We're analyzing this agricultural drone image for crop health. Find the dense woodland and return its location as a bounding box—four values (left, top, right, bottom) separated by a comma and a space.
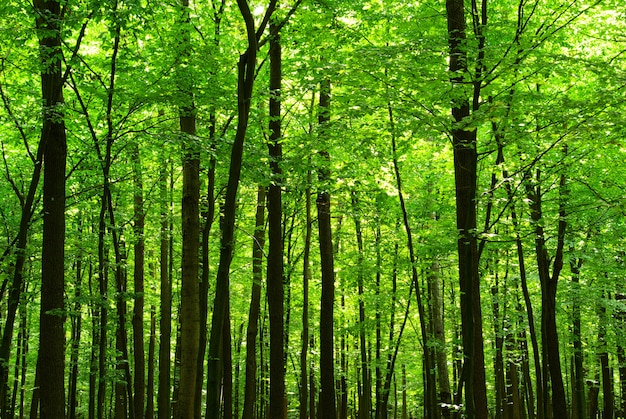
0, 0, 625, 418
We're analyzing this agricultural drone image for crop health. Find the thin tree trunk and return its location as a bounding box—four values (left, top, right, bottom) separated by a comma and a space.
317, 78, 337, 419
430, 252, 452, 418
242, 187, 266, 419
158, 158, 172, 419
388, 97, 435, 418
375, 224, 383, 419
68, 249, 83, 419
351, 192, 372, 419
131, 142, 146, 419
114, 247, 131, 419
599, 292, 614, 419
146, 306, 156, 419
34, 0, 67, 414
570, 257, 585, 419
300, 174, 312, 419
524, 166, 568, 418
206, 1, 259, 414
222, 305, 233, 419
492, 267, 505, 419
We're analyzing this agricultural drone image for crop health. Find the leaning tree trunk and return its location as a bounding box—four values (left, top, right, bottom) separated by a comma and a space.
206, 0, 259, 415
34, 0, 67, 415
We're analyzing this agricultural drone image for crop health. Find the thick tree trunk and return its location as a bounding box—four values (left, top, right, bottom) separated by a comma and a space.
34, 0, 67, 415
445, 1, 488, 415
267, 22, 286, 419
176, 0, 200, 416
177, 109, 200, 419
317, 78, 338, 419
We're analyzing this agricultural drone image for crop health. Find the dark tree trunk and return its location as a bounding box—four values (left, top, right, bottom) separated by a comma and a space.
317, 78, 337, 419
222, 306, 233, 419
34, 0, 67, 415
389, 98, 435, 418
206, 2, 260, 414
445, 0, 488, 415
146, 306, 156, 419
598, 293, 614, 419
570, 257, 585, 419
158, 159, 172, 419
176, 0, 200, 417
242, 187, 266, 419
68, 239, 83, 419
114, 247, 132, 419
131, 143, 145, 419
524, 168, 568, 418
300, 174, 312, 419
351, 192, 372, 419
267, 21, 286, 419
196, 4, 223, 415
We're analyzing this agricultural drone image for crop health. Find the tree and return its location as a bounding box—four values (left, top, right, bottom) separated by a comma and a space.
267, 20, 286, 419
34, 0, 67, 416
316, 77, 337, 419
176, 0, 201, 417
444, 0, 488, 416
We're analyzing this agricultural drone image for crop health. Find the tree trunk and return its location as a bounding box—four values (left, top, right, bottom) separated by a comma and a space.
242, 187, 266, 419
445, 0, 489, 414
388, 97, 435, 418
267, 21, 286, 419
351, 192, 372, 419
68, 239, 83, 419
158, 158, 172, 419
598, 292, 614, 419
524, 167, 568, 418
206, 1, 259, 414
131, 142, 145, 419
176, 0, 200, 417
430, 255, 452, 418
34, 0, 67, 415
146, 306, 156, 419
300, 174, 312, 419
196, 4, 223, 413
570, 257, 585, 419
114, 247, 132, 419
317, 78, 338, 419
